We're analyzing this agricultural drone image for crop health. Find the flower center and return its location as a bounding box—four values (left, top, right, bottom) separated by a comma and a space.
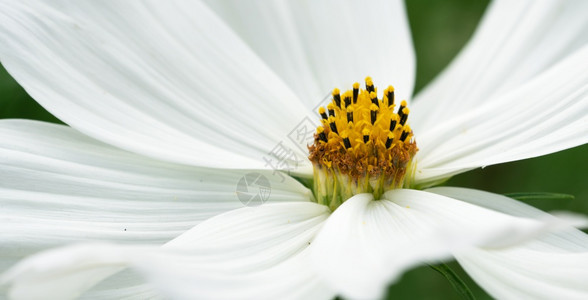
308, 77, 418, 210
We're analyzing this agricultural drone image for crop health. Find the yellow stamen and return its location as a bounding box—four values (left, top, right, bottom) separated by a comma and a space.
385, 85, 395, 106
362, 128, 371, 143
317, 126, 327, 143
308, 77, 418, 209
346, 106, 354, 123
332, 88, 341, 108
318, 106, 328, 120
385, 132, 394, 149
370, 103, 379, 125
365, 76, 375, 93
352, 82, 360, 103
369, 91, 379, 106
400, 107, 410, 125
327, 116, 338, 134
343, 90, 352, 108
327, 103, 335, 117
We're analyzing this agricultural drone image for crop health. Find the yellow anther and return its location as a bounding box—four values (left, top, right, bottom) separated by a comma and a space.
399, 108, 410, 125
370, 91, 378, 102
397, 100, 407, 116
385, 85, 395, 106
385, 132, 395, 149
389, 114, 399, 131
316, 125, 327, 143
327, 102, 335, 115
400, 125, 412, 142
328, 116, 338, 134
370, 103, 379, 125
346, 106, 354, 122
362, 128, 371, 143
343, 90, 352, 107
332, 88, 342, 107
352, 82, 360, 103
340, 130, 352, 149
318, 106, 328, 120
365, 77, 375, 93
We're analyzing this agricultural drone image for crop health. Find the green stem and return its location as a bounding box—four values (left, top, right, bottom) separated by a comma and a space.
429, 263, 475, 300
504, 192, 574, 201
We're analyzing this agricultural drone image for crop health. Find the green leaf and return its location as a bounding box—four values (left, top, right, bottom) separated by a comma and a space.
504, 192, 575, 201
429, 263, 475, 300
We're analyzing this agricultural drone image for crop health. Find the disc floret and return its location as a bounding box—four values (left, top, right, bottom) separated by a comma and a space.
308, 77, 418, 211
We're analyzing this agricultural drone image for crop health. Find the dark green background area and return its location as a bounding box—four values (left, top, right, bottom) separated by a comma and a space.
1, 1, 586, 299
407, 0, 588, 216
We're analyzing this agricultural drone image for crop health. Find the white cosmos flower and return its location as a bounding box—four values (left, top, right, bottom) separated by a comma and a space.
1, 0, 588, 299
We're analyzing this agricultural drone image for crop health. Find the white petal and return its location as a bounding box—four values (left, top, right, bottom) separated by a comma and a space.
204, 0, 416, 108
459, 248, 588, 300
429, 187, 588, 299
1, 202, 334, 300
82, 276, 158, 300
412, 0, 588, 131
0, 0, 310, 169
414, 44, 588, 186
0, 120, 310, 273
310, 189, 573, 300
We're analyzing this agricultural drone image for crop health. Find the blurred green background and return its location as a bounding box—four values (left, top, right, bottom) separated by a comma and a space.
0, 0, 586, 299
